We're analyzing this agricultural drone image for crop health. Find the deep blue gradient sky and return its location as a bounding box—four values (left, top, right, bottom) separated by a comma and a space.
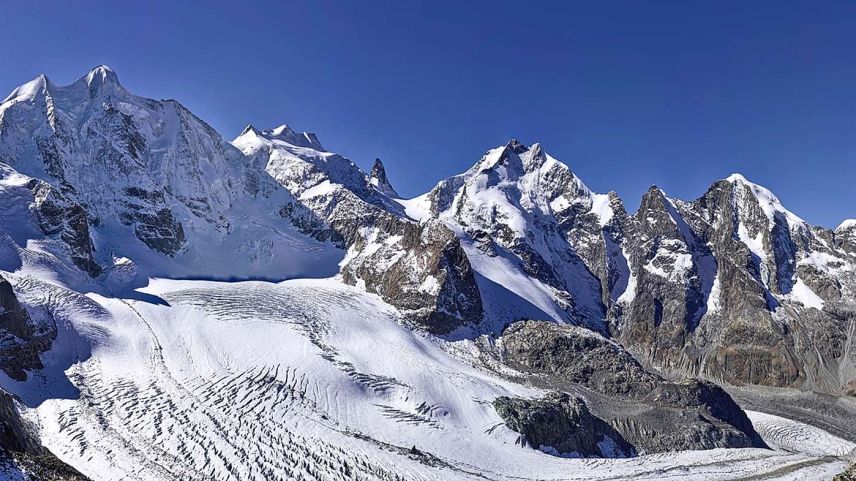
2, 1, 854, 226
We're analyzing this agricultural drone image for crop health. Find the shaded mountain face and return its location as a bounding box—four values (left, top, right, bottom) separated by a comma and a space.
0, 388, 90, 480
0, 275, 54, 381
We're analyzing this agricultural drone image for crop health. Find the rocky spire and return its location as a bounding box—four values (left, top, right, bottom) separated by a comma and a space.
369, 158, 399, 197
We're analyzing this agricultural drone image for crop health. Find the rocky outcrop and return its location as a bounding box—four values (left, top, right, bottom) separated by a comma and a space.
119, 187, 185, 255
0, 275, 54, 381
493, 391, 633, 457
0, 276, 31, 341
0, 389, 89, 480
493, 320, 766, 454
342, 219, 482, 333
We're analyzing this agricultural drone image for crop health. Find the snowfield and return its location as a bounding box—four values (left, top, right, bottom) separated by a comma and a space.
0, 274, 852, 481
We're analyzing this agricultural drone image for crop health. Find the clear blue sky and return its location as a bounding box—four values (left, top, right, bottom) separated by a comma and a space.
2, 0, 854, 227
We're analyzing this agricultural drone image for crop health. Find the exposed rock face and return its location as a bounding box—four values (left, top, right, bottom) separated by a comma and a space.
341, 219, 482, 333
836, 220, 856, 253
0, 276, 31, 340
614, 185, 714, 365
493, 320, 766, 454
0, 275, 54, 381
233, 126, 483, 333
0, 389, 90, 480
27, 179, 102, 276
493, 391, 633, 457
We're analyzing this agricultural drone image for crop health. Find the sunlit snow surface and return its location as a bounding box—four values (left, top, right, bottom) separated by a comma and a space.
0, 275, 851, 481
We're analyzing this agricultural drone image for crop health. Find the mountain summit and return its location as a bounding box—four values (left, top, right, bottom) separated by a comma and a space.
369, 158, 399, 197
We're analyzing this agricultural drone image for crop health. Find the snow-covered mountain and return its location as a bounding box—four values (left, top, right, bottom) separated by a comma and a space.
0, 67, 854, 481
0, 66, 342, 285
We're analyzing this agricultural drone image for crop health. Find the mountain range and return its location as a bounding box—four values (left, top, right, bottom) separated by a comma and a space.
0, 66, 854, 480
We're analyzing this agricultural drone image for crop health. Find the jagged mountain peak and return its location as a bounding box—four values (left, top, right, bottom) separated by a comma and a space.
71, 64, 125, 99
269, 123, 295, 137
640, 184, 671, 205
724, 172, 750, 184
234, 122, 324, 151
474, 139, 554, 177
265, 124, 323, 150
239, 124, 261, 136
369, 158, 399, 197
233, 121, 410, 219
2, 65, 125, 111
645, 184, 666, 195
637, 185, 676, 220
506, 138, 528, 154
474, 140, 566, 183
721, 172, 805, 229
